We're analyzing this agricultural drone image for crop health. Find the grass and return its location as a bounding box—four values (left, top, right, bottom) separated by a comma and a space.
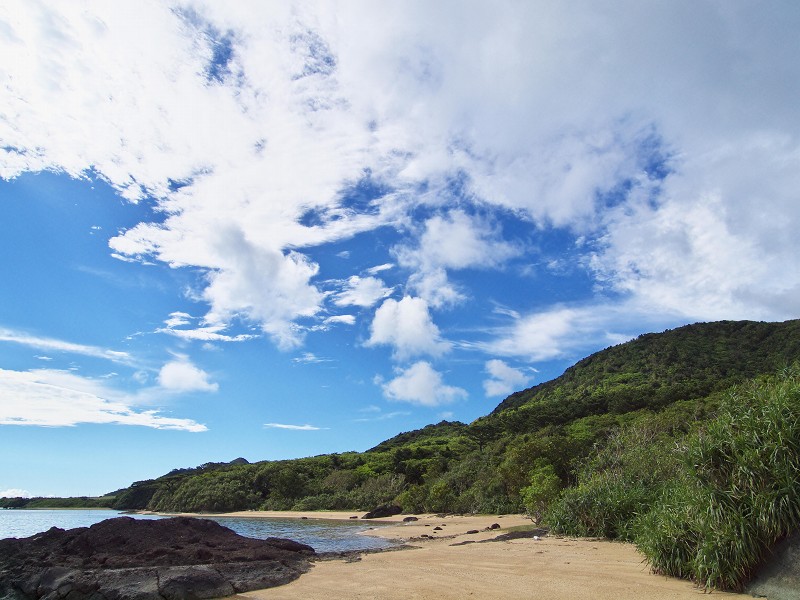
635, 368, 800, 590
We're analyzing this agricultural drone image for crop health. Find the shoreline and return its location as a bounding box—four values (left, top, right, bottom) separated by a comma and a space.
143, 511, 750, 599
139, 510, 534, 539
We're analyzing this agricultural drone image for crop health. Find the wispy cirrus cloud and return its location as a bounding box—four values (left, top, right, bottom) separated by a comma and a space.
0, 368, 207, 431
292, 352, 333, 365
0, 328, 133, 365
264, 422, 328, 431
158, 312, 256, 343
354, 409, 410, 423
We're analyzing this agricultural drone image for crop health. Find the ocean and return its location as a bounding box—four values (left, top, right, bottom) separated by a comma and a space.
0, 509, 396, 553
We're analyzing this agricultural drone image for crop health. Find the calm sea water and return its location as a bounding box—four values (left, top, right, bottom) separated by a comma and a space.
0, 509, 395, 553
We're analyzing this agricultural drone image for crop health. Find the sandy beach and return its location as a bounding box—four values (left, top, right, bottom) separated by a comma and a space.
165, 511, 750, 600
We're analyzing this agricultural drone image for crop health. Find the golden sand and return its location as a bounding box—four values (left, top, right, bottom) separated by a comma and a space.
182, 511, 751, 600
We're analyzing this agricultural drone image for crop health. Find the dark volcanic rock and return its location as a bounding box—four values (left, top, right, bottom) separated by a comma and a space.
0, 516, 314, 600
362, 504, 402, 519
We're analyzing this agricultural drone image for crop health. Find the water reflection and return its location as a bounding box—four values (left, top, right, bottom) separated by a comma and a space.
0, 509, 395, 553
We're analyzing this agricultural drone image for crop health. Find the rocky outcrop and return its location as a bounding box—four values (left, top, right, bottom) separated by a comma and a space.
746, 530, 800, 600
0, 516, 314, 600
362, 504, 402, 519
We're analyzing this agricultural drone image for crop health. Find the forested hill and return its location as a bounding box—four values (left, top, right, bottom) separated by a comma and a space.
6, 319, 798, 519
485, 319, 800, 432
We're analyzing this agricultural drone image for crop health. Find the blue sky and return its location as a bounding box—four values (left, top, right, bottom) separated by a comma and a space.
1, 1, 798, 497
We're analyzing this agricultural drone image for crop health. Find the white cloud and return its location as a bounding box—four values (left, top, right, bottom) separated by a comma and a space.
353, 405, 410, 422
0, 368, 207, 431
264, 422, 327, 431
158, 312, 256, 343
367, 297, 450, 360
332, 275, 393, 308
476, 305, 638, 362
194, 237, 325, 350
591, 161, 800, 322
1, 0, 798, 359
0, 488, 31, 498
157, 358, 218, 393
366, 263, 394, 275
381, 361, 467, 407
323, 315, 356, 326
394, 210, 518, 307
483, 359, 532, 398
0, 328, 132, 364
403, 210, 518, 270
292, 352, 333, 364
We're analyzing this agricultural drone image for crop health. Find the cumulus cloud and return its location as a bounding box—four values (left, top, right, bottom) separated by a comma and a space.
483, 359, 532, 398
157, 357, 218, 393
367, 297, 450, 360
332, 275, 393, 308
0, 368, 207, 431
380, 361, 467, 407
591, 158, 800, 322
394, 210, 518, 307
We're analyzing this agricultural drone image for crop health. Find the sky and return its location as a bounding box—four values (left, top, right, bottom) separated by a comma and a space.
1, 1, 798, 498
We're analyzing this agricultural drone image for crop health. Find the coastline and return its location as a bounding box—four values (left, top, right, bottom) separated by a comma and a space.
145, 511, 750, 599
140, 510, 534, 538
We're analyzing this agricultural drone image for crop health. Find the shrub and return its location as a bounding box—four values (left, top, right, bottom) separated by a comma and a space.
545, 418, 682, 540
520, 460, 561, 522
635, 368, 800, 590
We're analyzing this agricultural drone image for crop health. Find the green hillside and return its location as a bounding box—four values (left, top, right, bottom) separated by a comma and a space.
95, 319, 798, 519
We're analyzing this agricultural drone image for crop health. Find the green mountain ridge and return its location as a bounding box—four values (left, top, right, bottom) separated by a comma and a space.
5, 319, 798, 514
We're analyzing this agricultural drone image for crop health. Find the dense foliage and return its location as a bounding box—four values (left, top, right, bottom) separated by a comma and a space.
0, 496, 115, 509
6, 319, 799, 591
92, 320, 797, 520
546, 368, 800, 591
637, 369, 800, 590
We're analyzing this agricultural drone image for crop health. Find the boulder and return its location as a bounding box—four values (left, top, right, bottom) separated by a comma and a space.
746, 530, 800, 600
362, 504, 402, 519
402, 516, 419, 522
0, 516, 314, 600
